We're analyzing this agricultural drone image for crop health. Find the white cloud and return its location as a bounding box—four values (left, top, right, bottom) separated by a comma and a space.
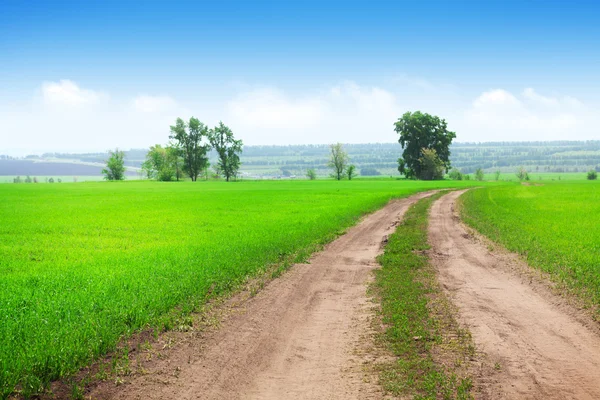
226, 82, 403, 144
132, 95, 178, 113
461, 88, 595, 142
41, 80, 106, 107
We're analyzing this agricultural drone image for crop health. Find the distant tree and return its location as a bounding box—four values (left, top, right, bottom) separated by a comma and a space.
418, 148, 445, 180
448, 168, 463, 180
328, 143, 349, 180
475, 168, 485, 181
346, 164, 357, 180
57, 178, 62, 183
516, 166, 529, 181
306, 169, 317, 180
73, 176, 78, 183
494, 170, 501, 181
209, 121, 243, 182
48, 177, 55, 183
587, 170, 598, 180
142, 144, 178, 181
13, 176, 22, 183
33, 177, 38, 183
102, 149, 126, 181
166, 143, 185, 181
394, 111, 456, 180
24, 175, 32, 183
169, 117, 211, 182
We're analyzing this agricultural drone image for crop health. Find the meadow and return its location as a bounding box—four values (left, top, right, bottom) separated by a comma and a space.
0, 179, 493, 398
460, 181, 600, 313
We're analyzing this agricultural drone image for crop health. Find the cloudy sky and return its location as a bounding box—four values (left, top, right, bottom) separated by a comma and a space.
1, 0, 599, 155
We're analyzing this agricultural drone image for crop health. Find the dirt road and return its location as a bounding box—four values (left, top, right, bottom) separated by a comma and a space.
88, 191, 436, 400
429, 190, 600, 399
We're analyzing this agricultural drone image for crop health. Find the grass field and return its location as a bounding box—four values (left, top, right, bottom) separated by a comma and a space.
460, 181, 600, 313
0, 179, 499, 398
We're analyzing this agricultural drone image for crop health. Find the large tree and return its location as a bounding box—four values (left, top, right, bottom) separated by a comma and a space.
394, 111, 456, 180
328, 142, 349, 180
169, 117, 211, 181
208, 121, 243, 182
102, 149, 126, 181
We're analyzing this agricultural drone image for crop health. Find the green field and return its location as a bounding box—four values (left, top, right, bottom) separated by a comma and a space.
0, 179, 497, 397
460, 181, 600, 312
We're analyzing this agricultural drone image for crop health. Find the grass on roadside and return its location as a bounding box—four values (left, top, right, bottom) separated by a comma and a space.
373, 192, 474, 400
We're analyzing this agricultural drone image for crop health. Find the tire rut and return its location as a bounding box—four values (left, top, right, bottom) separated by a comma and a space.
429, 190, 600, 399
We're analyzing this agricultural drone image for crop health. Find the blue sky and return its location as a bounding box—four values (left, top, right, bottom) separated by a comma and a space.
1, 0, 599, 154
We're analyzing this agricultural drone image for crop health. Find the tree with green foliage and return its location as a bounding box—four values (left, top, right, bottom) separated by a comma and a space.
494, 170, 501, 181
306, 169, 317, 180
102, 149, 126, 181
346, 164, 357, 180
448, 168, 463, 180
418, 148, 445, 180
328, 143, 349, 180
394, 111, 456, 180
169, 117, 211, 182
142, 144, 178, 181
588, 170, 598, 180
516, 166, 529, 181
209, 122, 243, 182
475, 168, 485, 181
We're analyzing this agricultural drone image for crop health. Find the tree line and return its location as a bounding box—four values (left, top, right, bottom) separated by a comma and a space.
102, 118, 243, 181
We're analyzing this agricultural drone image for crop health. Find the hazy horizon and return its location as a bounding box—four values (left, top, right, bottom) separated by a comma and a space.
2, 1, 599, 156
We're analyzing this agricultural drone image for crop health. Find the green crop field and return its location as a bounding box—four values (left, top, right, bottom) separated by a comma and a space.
0, 179, 498, 398
460, 181, 600, 313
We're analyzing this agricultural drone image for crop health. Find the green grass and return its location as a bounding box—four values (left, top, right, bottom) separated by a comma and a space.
0, 179, 500, 398
374, 192, 473, 400
460, 181, 600, 314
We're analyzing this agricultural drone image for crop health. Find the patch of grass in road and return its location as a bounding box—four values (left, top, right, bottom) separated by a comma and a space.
374, 192, 474, 399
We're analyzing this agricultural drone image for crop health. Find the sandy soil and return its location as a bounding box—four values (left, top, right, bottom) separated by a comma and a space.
429, 190, 600, 399
87, 191, 436, 400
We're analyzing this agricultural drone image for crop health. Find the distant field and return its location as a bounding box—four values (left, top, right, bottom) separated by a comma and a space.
0, 179, 500, 397
0, 175, 106, 183
460, 181, 600, 311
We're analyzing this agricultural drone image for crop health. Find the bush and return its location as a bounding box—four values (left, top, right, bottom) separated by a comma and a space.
588, 170, 598, 180
475, 168, 484, 181
306, 169, 317, 180
448, 168, 463, 181
516, 166, 529, 181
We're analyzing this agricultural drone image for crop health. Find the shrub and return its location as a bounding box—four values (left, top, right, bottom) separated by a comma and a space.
588, 170, 598, 180
306, 169, 317, 180
475, 168, 484, 181
448, 168, 463, 181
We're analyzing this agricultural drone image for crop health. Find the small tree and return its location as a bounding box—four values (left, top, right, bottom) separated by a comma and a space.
170, 117, 211, 182
494, 170, 501, 181
448, 168, 463, 180
328, 143, 349, 180
208, 121, 243, 182
346, 165, 357, 180
306, 169, 317, 180
102, 149, 126, 181
418, 148, 444, 180
48, 177, 55, 183
475, 168, 485, 181
13, 176, 22, 183
516, 166, 529, 181
142, 144, 177, 181
587, 170, 598, 180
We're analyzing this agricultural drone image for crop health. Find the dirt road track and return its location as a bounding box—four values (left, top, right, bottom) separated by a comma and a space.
89, 191, 436, 400
429, 190, 600, 399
